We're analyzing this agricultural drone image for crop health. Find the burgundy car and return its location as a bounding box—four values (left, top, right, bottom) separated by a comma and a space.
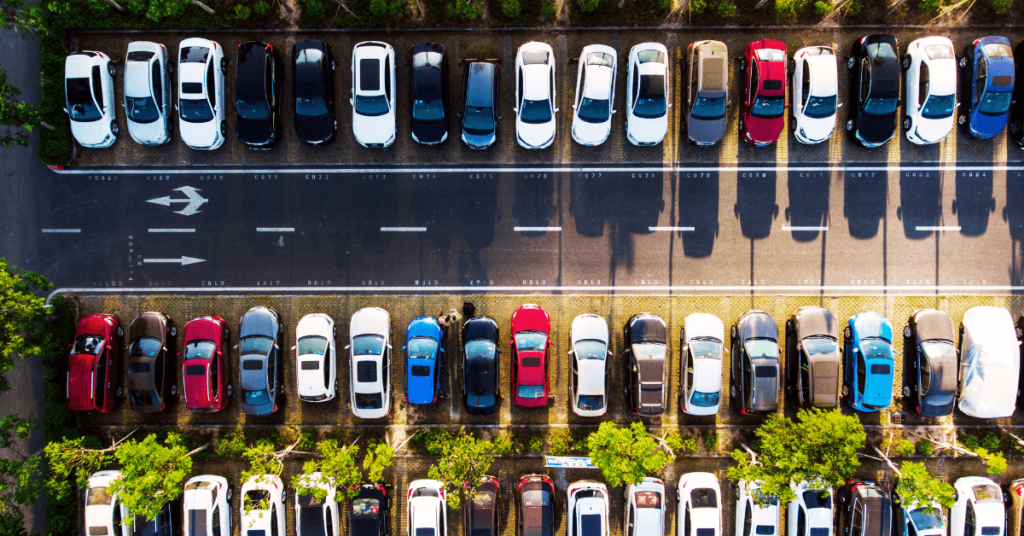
517, 474, 555, 536
510, 304, 551, 407
182, 316, 232, 412
740, 39, 787, 147
67, 314, 122, 413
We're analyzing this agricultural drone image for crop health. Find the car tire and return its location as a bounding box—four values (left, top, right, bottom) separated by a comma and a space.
170, 384, 178, 396
220, 58, 227, 73
116, 386, 124, 398
959, 56, 968, 69
901, 57, 910, 71
843, 326, 852, 339
902, 386, 911, 397
952, 491, 958, 501
227, 383, 234, 398
108, 63, 116, 77
116, 325, 124, 338
281, 489, 287, 502
847, 57, 855, 70
227, 487, 233, 500
903, 326, 912, 339
111, 121, 119, 136
220, 122, 226, 136
842, 385, 849, 397
903, 117, 911, 131
730, 325, 738, 340
1017, 326, 1023, 340
846, 119, 854, 132
1011, 122, 1023, 135
170, 326, 178, 338
738, 117, 745, 133
739, 59, 746, 72
958, 114, 966, 125
168, 63, 175, 75
730, 385, 737, 398
223, 326, 229, 338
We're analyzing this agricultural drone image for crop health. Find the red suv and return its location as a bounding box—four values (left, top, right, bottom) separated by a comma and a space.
510, 304, 551, 407
182, 316, 232, 412
740, 39, 787, 146
67, 314, 122, 413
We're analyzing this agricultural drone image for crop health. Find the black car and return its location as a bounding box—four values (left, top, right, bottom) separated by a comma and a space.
237, 306, 283, 416
623, 313, 667, 416
904, 309, 958, 417
785, 306, 841, 409
461, 61, 501, 150
837, 480, 892, 536
132, 500, 177, 536
846, 34, 900, 148
730, 310, 780, 415
350, 484, 390, 536
462, 315, 500, 415
464, 476, 500, 536
409, 43, 449, 145
293, 39, 336, 146
517, 474, 555, 536
1010, 41, 1024, 146
235, 41, 280, 148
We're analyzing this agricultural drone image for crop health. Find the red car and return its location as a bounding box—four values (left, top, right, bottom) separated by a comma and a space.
67, 314, 122, 413
510, 304, 551, 407
739, 39, 787, 147
182, 316, 232, 412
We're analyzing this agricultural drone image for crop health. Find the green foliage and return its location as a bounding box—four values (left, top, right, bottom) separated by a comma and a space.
663, 432, 684, 454
241, 440, 285, 484
992, 0, 1011, 13
703, 433, 718, 452
294, 439, 362, 502
142, 0, 190, 22
370, 0, 387, 17
527, 435, 544, 453
916, 440, 935, 457
813, 0, 832, 14
234, 3, 251, 19
549, 429, 573, 456
447, 0, 483, 18
216, 429, 247, 458
254, 0, 272, 16
0, 259, 51, 392
0, 68, 41, 147
690, 0, 708, 13
974, 448, 1007, 475
389, 0, 410, 18
587, 422, 675, 487
1, 0, 46, 35
679, 436, 698, 454
110, 433, 201, 521
895, 462, 954, 510
727, 409, 866, 505
0, 414, 42, 534
425, 427, 499, 509
541, 0, 558, 19
917, 0, 948, 15
962, 431, 1002, 453
298, 0, 327, 20
716, 0, 736, 16
491, 434, 513, 456
363, 440, 394, 483
501, 0, 521, 18
774, 0, 802, 22
577, 0, 600, 12
651, 0, 671, 12
44, 436, 114, 503
893, 439, 916, 457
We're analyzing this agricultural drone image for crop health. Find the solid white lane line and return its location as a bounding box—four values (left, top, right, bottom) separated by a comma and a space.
256, 227, 295, 232
649, 226, 695, 231
515, 226, 562, 232
915, 226, 962, 231
783, 226, 829, 231
149, 228, 195, 233
380, 227, 427, 232
41, 228, 81, 233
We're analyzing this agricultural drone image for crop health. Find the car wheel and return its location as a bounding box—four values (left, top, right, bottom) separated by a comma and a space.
901, 57, 910, 71
223, 327, 229, 338
227, 383, 234, 398
115, 325, 124, 338
168, 63, 175, 75
846, 119, 854, 132
843, 326, 852, 339
170, 326, 178, 338
958, 114, 967, 125
108, 63, 116, 77
116, 386, 124, 398
110, 121, 119, 136
952, 491, 958, 501
786, 319, 793, 332
1016, 326, 1023, 340
220, 58, 227, 73
959, 56, 968, 69
902, 386, 911, 397
735, 486, 742, 500
730, 325, 738, 339
730, 385, 737, 398
227, 487, 233, 500
220, 122, 226, 136
738, 117, 745, 133
903, 326, 912, 339
847, 57, 855, 70
170, 384, 178, 396
739, 59, 746, 72
903, 117, 911, 131
1012, 122, 1024, 135
281, 489, 287, 502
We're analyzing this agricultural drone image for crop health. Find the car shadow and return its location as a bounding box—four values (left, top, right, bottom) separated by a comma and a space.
677, 169, 720, 258
513, 171, 556, 238
843, 168, 887, 239
734, 168, 779, 240
897, 168, 942, 239
953, 170, 996, 237
785, 169, 830, 242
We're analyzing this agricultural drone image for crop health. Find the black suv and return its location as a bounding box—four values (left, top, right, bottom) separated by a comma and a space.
837, 480, 892, 536
293, 39, 336, 146
235, 41, 280, 148
460, 61, 501, 149
409, 43, 449, 145
846, 34, 900, 148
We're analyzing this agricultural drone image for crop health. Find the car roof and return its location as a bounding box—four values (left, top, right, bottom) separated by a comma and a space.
522, 64, 551, 101
576, 359, 605, 395
805, 53, 838, 97
125, 55, 155, 99
466, 62, 497, 108
698, 45, 727, 94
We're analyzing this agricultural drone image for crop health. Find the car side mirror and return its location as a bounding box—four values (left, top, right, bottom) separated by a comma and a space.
571, 104, 577, 109
612, 109, 617, 114
568, 349, 574, 355
497, 115, 503, 120
439, 348, 445, 353
837, 102, 844, 108
456, 112, 462, 118
508, 340, 513, 345
233, 345, 238, 350
63, 107, 68, 114
344, 344, 351, 350
401, 346, 406, 351
555, 107, 560, 112
349, 98, 354, 105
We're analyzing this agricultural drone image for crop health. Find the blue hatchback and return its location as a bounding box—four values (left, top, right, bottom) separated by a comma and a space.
404, 316, 444, 405
960, 36, 1014, 139
842, 312, 895, 412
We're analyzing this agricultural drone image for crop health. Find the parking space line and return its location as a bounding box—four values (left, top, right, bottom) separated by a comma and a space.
148, 228, 196, 233
782, 226, 828, 231
380, 227, 427, 232
649, 226, 695, 231
915, 226, 961, 232
41, 228, 81, 233
514, 226, 562, 232
256, 227, 295, 232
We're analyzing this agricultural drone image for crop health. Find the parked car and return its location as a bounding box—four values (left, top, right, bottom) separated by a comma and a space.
407, 480, 447, 536
183, 475, 232, 536
293, 39, 336, 146
626, 42, 670, 146
241, 475, 285, 535
86, 471, 130, 536
65, 50, 117, 148
846, 35, 900, 148
1007, 478, 1024, 536
624, 478, 665, 536
133, 499, 177, 536
892, 492, 945, 536
791, 46, 839, 144
127, 311, 175, 413
405, 316, 444, 405
739, 39, 787, 147
785, 306, 841, 409
1009, 41, 1024, 146
735, 481, 778, 536
515, 42, 557, 149
511, 304, 551, 407
903, 309, 957, 416
836, 480, 891, 536
679, 313, 724, 416
234, 41, 279, 149
68, 313, 122, 413
683, 40, 728, 147
294, 473, 339, 536
295, 313, 336, 403
950, 478, 1003, 536
624, 313, 668, 416
958, 306, 1019, 418
351, 484, 389, 536
464, 477, 500, 536
842, 312, 895, 412
903, 36, 956, 145
351, 41, 396, 148
571, 45, 617, 146
124, 41, 171, 146
787, 481, 833, 536
461, 315, 500, 415
569, 314, 610, 417
729, 310, 779, 415
349, 307, 393, 419
238, 306, 283, 416
960, 36, 1014, 139
677, 473, 723, 536
460, 61, 501, 150
518, 475, 556, 536
177, 38, 226, 150
182, 316, 231, 413
409, 43, 448, 145
568, 481, 609, 536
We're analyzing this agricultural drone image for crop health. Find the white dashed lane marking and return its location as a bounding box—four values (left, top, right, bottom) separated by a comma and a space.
256, 227, 295, 232
915, 226, 962, 232
515, 227, 562, 232
649, 226, 695, 232
380, 227, 427, 232
148, 228, 196, 233
41, 228, 81, 233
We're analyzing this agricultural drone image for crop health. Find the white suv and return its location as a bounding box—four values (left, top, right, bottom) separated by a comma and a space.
241, 475, 286, 535
85, 471, 130, 536
183, 475, 232, 536
624, 478, 665, 536
677, 473, 722, 536
515, 42, 557, 149
735, 481, 778, 536
787, 481, 833, 536
295, 473, 340, 536
177, 38, 225, 150
903, 36, 957, 145
569, 481, 609, 536
407, 480, 447, 536
64, 50, 117, 148
124, 41, 171, 146
349, 307, 392, 419
351, 41, 396, 148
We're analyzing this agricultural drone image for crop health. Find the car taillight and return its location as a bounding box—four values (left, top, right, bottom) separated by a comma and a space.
974, 39, 981, 46
237, 44, 240, 50
266, 44, 273, 53
1016, 486, 1023, 497
376, 485, 386, 494
851, 483, 862, 493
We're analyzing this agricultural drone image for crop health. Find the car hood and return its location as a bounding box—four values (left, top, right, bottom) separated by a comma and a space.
80, 315, 113, 334
687, 114, 726, 145
795, 308, 838, 340
513, 307, 550, 332
913, 114, 953, 144
685, 313, 724, 342
572, 115, 611, 145
855, 111, 896, 144
353, 111, 395, 145
797, 114, 836, 143
746, 114, 783, 144
183, 359, 212, 408
464, 316, 498, 342
571, 315, 608, 345
70, 120, 111, 146
130, 313, 165, 341
68, 353, 96, 409
692, 357, 723, 393
628, 114, 668, 144
241, 308, 277, 338
971, 105, 1009, 136
412, 116, 447, 144
297, 314, 332, 339
517, 118, 555, 148
408, 317, 442, 339
296, 113, 333, 144
351, 308, 389, 338
127, 118, 167, 145
237, 116, 275, 145
180, 118, 219, 148
518, 351, 546, 384
739, 311, 778, 341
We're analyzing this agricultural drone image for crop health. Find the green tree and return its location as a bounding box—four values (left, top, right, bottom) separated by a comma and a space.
0, 259, 50, 392
501, 0, 521, 18
1, 0, 45, 37
577, 0, 600, 12
109, 433, 208, 521
894, 462, 954, 510
44, 435, 118, 503
447, 0, 483, 19
727, 409, 866, 505
425, 427, 498, 509
0, 415, 43, 536
370, 0, 388, 17
363, 440, 394, 483
293, 439, 361, 502
587, 422, 677, 487
234, 4, 251, 19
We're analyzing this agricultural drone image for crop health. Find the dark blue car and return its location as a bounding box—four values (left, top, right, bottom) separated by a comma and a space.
842, 312, 895, 412
404, 316, 444, 405
959, 36, 1014, 139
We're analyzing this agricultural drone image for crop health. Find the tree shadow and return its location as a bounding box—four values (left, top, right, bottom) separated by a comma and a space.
784, 170, 830, 242
677, 170, 719, 258
953, 171, 996, 237
897, 169, 942, 240
843, 168, 887, 239
734, 169, 779, 240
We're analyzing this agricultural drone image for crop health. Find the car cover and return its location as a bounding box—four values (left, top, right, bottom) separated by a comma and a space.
958, 307, 1020, 418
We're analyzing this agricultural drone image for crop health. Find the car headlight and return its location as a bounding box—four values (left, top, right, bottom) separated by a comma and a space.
411, 130, 420, 143
799, 128, 806, 139
440, 130, 448, 143
385, 131, 395, 146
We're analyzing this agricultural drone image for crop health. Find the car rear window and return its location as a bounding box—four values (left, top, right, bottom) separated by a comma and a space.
300, 360, 320, 370
181, 82, 203, 94
185, 365, 206, 376
127, 50, 154, 62
242, 359, 263, 370
755, 366, 777, 378
522, 50, 549, 65
416, 530, 435, 536
981, 529, 1000, 536
522, 357, 541, 367
88, 527, 108, 536
993, 75, 1013, 88
357, 361, 377, 382
359, 58, 380, 91
691, 488, 717, 508
762, 80, 783, 91
130, 362, 151, 373
180, 46, 209, 63
411, 365, 431, 377
870, 364, 891, 375
581, 514, 601, 536
697, 530, 716, 536
756, 526, 775, 535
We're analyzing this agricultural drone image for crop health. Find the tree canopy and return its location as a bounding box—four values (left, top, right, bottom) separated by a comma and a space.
44, 436, 115, 503
0, 259, 51, 393
894, 462, 955, 510
0, 414, 42, 536
292, 440, 362, 503
425, 427, 499, 509
586, 421, 678, 487
109, 433, 206, 520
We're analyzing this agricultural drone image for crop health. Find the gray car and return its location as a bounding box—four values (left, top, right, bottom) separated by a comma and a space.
237, 306, 283, 416
684, 40, 729, 146
785, 306, 841, 409
460, 61, 500, 150
729, 310, 779, 414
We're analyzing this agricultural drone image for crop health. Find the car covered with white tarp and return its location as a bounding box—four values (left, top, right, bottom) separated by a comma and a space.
958, 306, 1020, 418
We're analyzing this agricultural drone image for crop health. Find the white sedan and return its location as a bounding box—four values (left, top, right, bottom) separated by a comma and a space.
950, 477, 1004, 536
571, 45, 616, 146
177, 38, 225, 150
84, 471, 129, 536
680, 313, 724, 416
904, 36, 957, 145
351, 41, 396, 148
349, 307, 392, 419
64, 50, 117, 148
241, 475, 286, 533
295, 473, 339, 536
184, 475, 232, 536
677, 473, 722, 536
568, 481, 609, 536
787, 481, 833, 536
735, 481, 778, 536
570, 314, 610, 417
791, 46, 838, 144
408, 480, 447, 536
625, 478, 665, 536
296, 313, 336, 403
626, 43, 670, 146
124, 41, 171, 146
515, 42, 557, 149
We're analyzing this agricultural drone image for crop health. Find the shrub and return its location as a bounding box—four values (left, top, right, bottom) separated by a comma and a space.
448, 0, 484, 18
680, 437, 699, 454
370, 0, 388, 17
703, 433, 718, 452
916, 439, 935, 457
501, 0, 522, 18
716, 1, 736, 17
814, 0, 832, 14
892, 439, 915, 457
298, 0, 327, 20
527, 435, 544, 453
254, 0, 272, 16
917, 0, 947, 15
577, 0, 600, 12
492, 434, 513, 456
993, 0, 1011, 13
390, 0, 411, 18
216, 429, 248, 458
549, 429, 573, 456
651, 0, 672, 12
234, 4, 252, 19
690, 0, 708, 14
774, 0, 803, 22
542, 0, 559, 19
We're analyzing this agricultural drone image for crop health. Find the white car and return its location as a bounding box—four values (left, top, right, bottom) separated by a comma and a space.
680, 313, 725, 416
570, 314, 610, 417
295, 473, 340, 536
791, 46, 838, 144
896, 499, 945, 536
958, 306, 1020, 418
241, 475, 286, 533
626, 43, 670, 146
64, 51, 117, 148
569, 481, 609, 536
571, 45, 616, 146
296, 313, 337, 403
349, 307, 392, 419
950, 477, 1004, 536
787, 481, 833, 536
124, 41, 171, 146
903, 37, 957, 145
351, 41, 396, 148
177, 38, 225, 150
515, 41, 557, 149
183, 474, 232, 536
735, 481, 778, 536
407, 479, 447, 536
677, 473, 722, 536
624, 478, 665, 536
85, 471, 130, 536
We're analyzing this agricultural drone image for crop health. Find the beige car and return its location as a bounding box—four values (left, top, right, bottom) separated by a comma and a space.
1008, 479, 1024, 536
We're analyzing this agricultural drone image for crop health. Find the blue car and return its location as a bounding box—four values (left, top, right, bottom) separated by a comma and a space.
404, 316, 444, 405
842, 312, 895, 412
959, 36, 1014, 139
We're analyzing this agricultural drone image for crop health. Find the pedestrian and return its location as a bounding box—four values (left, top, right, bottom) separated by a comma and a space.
437, 311, 450, 327
462, 302, 476, 319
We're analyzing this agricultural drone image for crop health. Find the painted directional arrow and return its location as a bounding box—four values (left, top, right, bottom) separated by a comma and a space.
146, 186, 208, 216
142, 256, 206, 266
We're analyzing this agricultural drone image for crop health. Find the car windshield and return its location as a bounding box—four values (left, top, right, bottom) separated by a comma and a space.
574, 340, 606, 360
243, 388, 270, 406
863, 96, 897, 116
179, 98, 214, 123
66, 78, 102, 122
577, 394, 604, 410
468, 390, 495, 408
412, 99, 444, 122
804, 95, 837, 118
184, 340, 215, 360
690, 339, 722, 359
744, 339, 778, 359
407, 336, 438, 359
74, 335, 105, 355
632, 342, 665, 359
516, 331, 547, 352
237, 98, 270, 121
126, 96, 160, 124
577, 97, 609, 123
466, 339, 496, 360
353, 334, 385, 355
921, 94, 955, 119
352, 497, 380, 516
524, 489, 551, 506
240, 336, 273, 355
355, 95, 389, 117
297, 336, 328, 356
129, 337, 162, 358
691, 96, 726, 120
355, 392, 383, 409
520, 99, 552, 124
464, 106, 493, 133
517, 384, 545, 399
909, 507, 944, 531
634, 74, 667, 118
691, 488, 718, 508
296, 95, 328, 117
859, 339, 891, 360
803, 337, 838, 356
690, 391, 720, 407
979, 90, 1012, 116
752, 95, 785, 118
974, 484, 1002, 502
87, 486, 113, 505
